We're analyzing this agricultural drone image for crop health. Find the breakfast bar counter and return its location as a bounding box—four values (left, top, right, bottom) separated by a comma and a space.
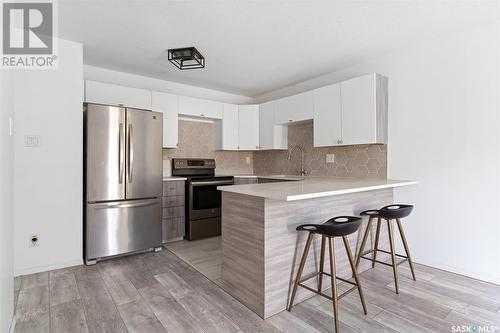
217, 177, 417, 318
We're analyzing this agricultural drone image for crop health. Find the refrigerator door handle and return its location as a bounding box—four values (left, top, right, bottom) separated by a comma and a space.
118, 123, 125, 184
93, 199, 159, 209
128, 123, 134, 183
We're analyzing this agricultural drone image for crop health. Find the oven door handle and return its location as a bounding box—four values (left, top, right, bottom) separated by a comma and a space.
190, 180, 234, 187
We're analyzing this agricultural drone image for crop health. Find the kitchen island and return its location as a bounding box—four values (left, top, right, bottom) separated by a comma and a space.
218, 177, 417, 319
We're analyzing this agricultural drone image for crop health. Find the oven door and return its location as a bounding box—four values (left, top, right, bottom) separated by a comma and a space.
188, 178, 234, 220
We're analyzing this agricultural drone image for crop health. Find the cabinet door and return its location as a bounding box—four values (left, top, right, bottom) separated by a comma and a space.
220, 103, 239, 150
151, 91, 178, 148
85, 80, 152, 110
178, 95, 223, 119
259, 101, 274, 149
259, 101, 287, 150
274, 91, 313, 124
238, 105, 259, 150
341, 74, 377, 145
313, 83, 342, 147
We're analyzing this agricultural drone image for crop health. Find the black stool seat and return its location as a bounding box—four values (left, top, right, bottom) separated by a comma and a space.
379, 204, 413, 219
360, 209, 380, 216
360, 204, 413, 219
296, 216, 362, 237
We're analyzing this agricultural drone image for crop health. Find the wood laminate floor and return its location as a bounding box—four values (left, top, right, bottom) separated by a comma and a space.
13, 238, 500, 333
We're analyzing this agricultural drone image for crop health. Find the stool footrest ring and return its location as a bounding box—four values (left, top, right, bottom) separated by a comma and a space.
299, 271, 358, 287
297, 283, 358, 302
361, 249, 408, 259
360, 255, 408, 267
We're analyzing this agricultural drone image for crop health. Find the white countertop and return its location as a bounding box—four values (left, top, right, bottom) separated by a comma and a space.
218, 177, 417, 201
163, 176, 187, 181
217, 174, 304, 180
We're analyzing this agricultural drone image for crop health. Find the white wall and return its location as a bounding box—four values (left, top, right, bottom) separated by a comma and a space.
84, 65, 254, 104
0, 71, 15, 333
13, 39, 83, 275
256, 22, 500, 284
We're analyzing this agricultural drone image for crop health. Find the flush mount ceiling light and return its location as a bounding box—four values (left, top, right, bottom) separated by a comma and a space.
168, 47, 205, 70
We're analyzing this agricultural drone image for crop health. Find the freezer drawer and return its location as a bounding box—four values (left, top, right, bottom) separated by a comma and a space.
85, 198, 161, 261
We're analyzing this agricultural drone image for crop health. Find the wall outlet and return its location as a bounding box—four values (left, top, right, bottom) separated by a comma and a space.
24, 135, 41, 147
326, 154, 335, 164
30, 233, 40, 247
246, 156, 251, 164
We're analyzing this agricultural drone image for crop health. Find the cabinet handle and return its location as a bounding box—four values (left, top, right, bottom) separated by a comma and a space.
289, 119, 292, 122
200, 114, 204, 117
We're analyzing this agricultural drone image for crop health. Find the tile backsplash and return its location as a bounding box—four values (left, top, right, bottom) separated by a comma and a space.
164, 119, 387, 179
162, 120, 254, 175
253, 121, 387, 178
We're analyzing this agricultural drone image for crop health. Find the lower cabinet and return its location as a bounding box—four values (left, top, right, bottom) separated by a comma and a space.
161, 180, 185, 243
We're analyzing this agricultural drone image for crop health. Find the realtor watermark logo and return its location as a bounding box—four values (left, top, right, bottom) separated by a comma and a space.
1, 0, 58, 68
451, 324, 499, 332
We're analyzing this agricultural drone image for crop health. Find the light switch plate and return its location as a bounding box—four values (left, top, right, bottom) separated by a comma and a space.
246, 156, 251, 164
326, 154, 335, 164
24, 135, 41, 147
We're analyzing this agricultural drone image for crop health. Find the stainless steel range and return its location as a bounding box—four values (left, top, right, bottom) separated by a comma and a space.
172, 158, 233, 240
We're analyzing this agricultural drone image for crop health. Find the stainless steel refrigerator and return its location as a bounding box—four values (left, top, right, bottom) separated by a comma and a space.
84, 103, 163, 265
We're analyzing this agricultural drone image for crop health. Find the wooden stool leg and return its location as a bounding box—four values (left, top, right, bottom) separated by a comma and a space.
355, 216, 373, 269
342, 236, 368, 315
328, 237, 340, 333
318, 235, 326, 292
288, 232, 314, 311
387, 219, 399, 294
372, 218, 382, 268
396, 218, 416, 281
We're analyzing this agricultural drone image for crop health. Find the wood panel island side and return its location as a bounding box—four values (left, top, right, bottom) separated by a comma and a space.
218, 177, 417, 319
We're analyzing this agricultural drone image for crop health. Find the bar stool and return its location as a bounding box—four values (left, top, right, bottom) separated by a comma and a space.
355, 204, 416, 294
288, 216, 367, 333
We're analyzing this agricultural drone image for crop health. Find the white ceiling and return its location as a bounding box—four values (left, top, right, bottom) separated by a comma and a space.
58, 1, 499, 97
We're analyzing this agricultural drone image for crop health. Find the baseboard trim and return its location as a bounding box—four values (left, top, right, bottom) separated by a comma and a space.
14, 259, 83, 276
413, 257, 500, 286
163, 237, 184, 244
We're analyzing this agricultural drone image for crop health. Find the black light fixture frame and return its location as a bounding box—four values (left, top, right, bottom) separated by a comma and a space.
168, 47, 205, 70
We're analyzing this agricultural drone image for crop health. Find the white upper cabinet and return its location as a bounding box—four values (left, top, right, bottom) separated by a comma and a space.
238, 105, 259, 150
151, 91, 178, 148
178, 95, 223, 119
86, 73, 387, 151
259, 101, 287, 150
341, 74, 380, 145
274, 91, 314, 124
214, 103, 239, 150
313, 73, 388, 147
313, 83, 342, 147
85, 80, 152, 110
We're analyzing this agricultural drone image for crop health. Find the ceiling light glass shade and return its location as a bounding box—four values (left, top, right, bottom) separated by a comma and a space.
168, 47, 205, 70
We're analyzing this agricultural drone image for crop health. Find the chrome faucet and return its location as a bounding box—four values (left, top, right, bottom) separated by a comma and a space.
287, 145, 307, 176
